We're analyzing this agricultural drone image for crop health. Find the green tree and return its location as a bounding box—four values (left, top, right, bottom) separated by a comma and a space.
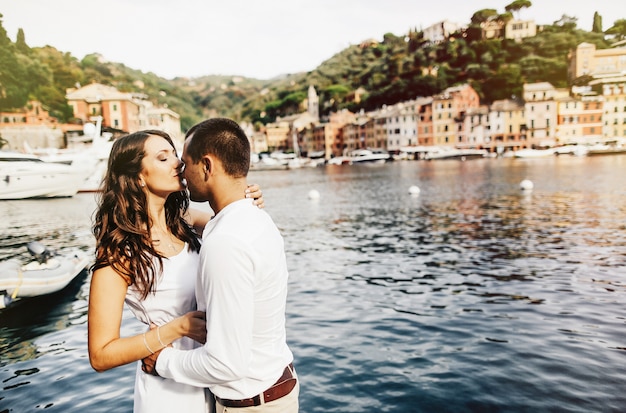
505, 0, 532, 19
518, 55, 567, 87
15, 28, 30, 54
471, 9, 499, 25
592, 12, 603, 33
0, 14, 29, 109
605, 19, 626, 41
553, 15, 578, 31
481, 64, 522, 103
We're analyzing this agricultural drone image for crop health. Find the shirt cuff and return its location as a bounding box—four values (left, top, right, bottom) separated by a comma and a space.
155, 346, 175, 379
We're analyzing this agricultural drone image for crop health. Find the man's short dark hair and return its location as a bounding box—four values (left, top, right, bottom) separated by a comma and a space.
185, 118, 250, 177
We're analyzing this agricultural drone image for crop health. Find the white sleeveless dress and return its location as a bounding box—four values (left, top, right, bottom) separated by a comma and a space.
125, 244, 210, 413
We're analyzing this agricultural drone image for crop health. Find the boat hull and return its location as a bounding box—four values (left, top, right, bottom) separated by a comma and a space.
513, 149, 555, 158
0, 249, 90, 308
329, 150, 391, 165
425, 149, 487, 160
0, 157, 87, 200
586, 148, 626, 156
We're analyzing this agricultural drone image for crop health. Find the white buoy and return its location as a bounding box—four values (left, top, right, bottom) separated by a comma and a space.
408, 185, 421, 196
308, 189, 320, 200
520, 179, 534, 191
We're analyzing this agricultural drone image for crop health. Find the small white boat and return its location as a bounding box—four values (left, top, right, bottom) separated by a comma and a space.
424, 148, 487, 160
347, 149, 390, 164
250, 155, 289, 171
327, 156, 351, 165
513, 148, 556, 158
585, 142, 626, 156
0, 151, 88, 199
328, 149, 390, 165
0, 241, 90, 308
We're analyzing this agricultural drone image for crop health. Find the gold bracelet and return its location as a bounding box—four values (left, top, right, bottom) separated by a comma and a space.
156, 326, 166, 348
143, 332, 155, 354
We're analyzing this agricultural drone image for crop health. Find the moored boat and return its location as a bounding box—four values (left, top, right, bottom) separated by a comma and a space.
347, 149, 391, 164
424, 147, 488, 160
512, 148, 556, 158
0, 151, 88, 199
0, 241, 90, 309
328, 149, 391, 165
585, 142, 626, 156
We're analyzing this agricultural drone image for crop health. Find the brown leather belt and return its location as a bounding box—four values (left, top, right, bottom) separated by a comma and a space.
215, 363, 296, 408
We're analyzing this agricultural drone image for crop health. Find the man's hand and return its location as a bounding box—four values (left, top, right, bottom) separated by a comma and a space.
142, 347, 163, 376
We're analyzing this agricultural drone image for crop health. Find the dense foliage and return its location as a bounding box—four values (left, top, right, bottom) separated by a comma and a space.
0, 10, 620, 131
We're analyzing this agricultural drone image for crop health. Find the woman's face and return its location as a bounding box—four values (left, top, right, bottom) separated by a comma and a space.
139, 135, 185, 196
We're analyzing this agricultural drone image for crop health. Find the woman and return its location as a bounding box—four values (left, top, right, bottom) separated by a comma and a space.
87, 129, 263, 412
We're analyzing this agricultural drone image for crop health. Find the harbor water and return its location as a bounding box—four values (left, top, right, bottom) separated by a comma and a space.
1, 156, 625, 412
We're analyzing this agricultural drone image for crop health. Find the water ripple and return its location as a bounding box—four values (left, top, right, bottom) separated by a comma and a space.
1, 159, 626, 412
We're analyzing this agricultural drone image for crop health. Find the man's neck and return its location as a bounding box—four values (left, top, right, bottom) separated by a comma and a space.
210, 178, 248, 215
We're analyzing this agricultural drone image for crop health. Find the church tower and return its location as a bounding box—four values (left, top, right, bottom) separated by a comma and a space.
308, 85, 319, 121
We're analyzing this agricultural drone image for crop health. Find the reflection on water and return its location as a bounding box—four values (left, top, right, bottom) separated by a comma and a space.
1, 156, 625, 412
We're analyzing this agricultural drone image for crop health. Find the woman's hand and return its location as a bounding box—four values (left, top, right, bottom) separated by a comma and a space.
246, 183, 264, 208
177, 311, 207, 344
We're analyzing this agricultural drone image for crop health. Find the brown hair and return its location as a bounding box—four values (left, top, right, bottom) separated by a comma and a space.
91, 130, 201, 298
185, 118, 250, 178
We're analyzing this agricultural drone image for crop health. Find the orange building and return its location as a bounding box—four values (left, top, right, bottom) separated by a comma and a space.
65, 83, 181, 141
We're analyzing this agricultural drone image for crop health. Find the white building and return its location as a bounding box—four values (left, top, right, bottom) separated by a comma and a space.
523, 82, 559, 145
422, 20, 463, 43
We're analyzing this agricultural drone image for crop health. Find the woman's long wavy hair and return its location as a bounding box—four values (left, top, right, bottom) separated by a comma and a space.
91, 130, 201, 299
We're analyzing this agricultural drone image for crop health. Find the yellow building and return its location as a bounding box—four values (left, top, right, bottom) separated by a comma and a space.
505, 19, 537, 42
432, 84, 480, 147
567, 42, 626, 83
556, 94, 604, 144
597, 78, 626, 139
488, 99, 526, 152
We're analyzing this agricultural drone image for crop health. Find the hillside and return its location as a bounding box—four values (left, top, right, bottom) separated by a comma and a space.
0, 11, 621, 132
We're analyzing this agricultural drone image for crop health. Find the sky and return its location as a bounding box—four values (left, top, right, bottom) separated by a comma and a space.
1, 0, 624, 80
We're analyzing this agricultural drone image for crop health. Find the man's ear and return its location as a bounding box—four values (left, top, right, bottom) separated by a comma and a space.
203, 156, 212, 175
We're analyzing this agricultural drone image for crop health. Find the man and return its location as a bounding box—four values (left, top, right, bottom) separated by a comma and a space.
143, 118, 298, 412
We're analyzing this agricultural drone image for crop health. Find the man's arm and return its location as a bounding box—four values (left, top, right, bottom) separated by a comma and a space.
151, 233, 256, 387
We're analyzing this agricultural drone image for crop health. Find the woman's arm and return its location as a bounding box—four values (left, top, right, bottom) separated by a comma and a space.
87, 266, 205, 372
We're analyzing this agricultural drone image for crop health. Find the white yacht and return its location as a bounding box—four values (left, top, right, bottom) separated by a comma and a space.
424, 147, 488, 160
512, 148, 556, 158
0, 151, 87, 199
347, 149, 391, 164
328, 149, 391, 165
